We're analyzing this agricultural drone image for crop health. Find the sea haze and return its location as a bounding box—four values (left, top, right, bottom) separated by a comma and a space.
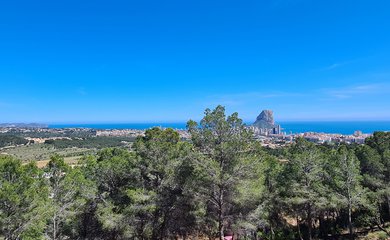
49, 121, 390, 135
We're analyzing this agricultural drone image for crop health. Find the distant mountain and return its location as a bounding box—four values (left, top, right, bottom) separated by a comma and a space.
0, 123, 48, 128
253, 110, 277, 129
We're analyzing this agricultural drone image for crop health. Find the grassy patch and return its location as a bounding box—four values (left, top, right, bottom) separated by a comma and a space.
359, 226, 390, 240
0, 143, 94, 162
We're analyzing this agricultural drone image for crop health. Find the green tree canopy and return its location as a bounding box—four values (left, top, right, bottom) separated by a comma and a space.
0, 156, 48, 240
187, 105, 257, 240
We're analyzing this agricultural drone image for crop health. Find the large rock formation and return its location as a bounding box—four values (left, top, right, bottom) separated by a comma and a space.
253, 110, 276, 129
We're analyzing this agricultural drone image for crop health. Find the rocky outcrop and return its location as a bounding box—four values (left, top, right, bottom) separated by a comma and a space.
253, 110, 276, 129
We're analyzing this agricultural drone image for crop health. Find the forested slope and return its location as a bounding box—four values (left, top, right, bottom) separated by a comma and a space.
1, 106, 389, 240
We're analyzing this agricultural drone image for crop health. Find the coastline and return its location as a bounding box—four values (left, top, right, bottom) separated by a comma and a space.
48, 121, 390, 135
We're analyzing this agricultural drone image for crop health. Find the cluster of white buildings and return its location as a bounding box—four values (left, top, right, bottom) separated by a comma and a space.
96, 129, 144, 137
298, 132, 369, 144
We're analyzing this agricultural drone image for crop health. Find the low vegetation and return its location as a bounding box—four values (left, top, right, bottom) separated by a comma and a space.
0, 135, 29, 148
43, 136, 135, 149
0, 136, 134, 164
0, 106, 389, 240
0, 143, 93, 162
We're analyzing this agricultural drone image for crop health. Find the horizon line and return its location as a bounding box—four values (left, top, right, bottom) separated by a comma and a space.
2, 119, 390, 125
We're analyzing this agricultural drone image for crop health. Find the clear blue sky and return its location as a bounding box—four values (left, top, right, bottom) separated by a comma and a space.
1, 0, 390, 123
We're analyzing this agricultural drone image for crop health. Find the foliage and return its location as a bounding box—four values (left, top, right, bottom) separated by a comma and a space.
44, 136, 135, 149
0, 107, 390, 240
0, 135, 29, 148
44, 155, 96, 240
0, 156, 48, 240
187, 105, 259, 239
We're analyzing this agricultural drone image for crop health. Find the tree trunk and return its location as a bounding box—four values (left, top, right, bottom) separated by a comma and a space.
348, 204, 354, 240
218, 194, 224, 240
152, 209, 161, 240
307, 205, 312, 240
297, 216, 303, 240
159, 211, 169, 240
270, 225, 274, 240
387, 194, 390, 220
218, 156, 225, 240
333, 211, 338, 237
53, 214, 57, 240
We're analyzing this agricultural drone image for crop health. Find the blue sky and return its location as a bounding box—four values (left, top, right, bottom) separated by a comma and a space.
1, 0, 390, 123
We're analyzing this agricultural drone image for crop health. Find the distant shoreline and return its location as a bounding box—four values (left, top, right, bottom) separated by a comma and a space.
47, 121, 390, 135
1, 121, 389, 135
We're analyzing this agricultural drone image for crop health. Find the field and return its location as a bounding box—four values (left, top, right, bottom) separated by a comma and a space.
0, 136, 135, 168
0, 143, 94, 163
34, 156, 82, 168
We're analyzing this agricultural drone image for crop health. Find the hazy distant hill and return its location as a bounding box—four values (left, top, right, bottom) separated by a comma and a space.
0, 123, 48, 128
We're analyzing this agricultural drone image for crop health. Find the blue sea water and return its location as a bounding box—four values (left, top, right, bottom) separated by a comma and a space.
49, 121, 390, 135
279, 121, 390, 135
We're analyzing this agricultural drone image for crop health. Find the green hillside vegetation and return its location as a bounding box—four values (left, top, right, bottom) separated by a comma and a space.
0, 129, 96, 138
43, 136, 135, 149
1, 144, 92, 162
0, 106, 389, 240
0, 135, 29, 148
0, 137, 134, 163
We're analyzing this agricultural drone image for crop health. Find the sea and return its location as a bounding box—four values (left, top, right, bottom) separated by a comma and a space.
49, 121, 390, 135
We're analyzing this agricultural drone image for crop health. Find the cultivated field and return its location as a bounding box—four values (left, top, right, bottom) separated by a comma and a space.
0, 143, 94, 163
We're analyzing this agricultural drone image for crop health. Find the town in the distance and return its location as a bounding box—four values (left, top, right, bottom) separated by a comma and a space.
0, 109, 371, 152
